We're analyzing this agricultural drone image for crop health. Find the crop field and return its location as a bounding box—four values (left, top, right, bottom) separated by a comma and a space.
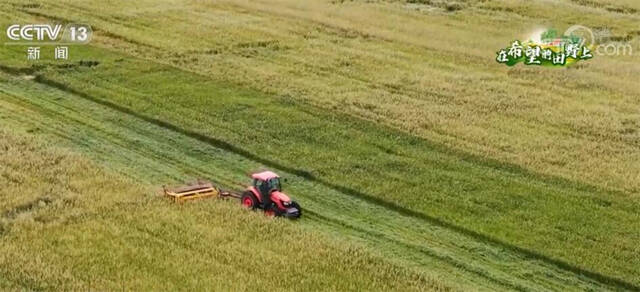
0, 0, 639, 291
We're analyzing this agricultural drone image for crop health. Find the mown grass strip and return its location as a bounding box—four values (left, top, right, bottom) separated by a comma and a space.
0, 127, 447, 292
8, 57, 638, 287
0, 66, 633, 290
29, 72, 640, 289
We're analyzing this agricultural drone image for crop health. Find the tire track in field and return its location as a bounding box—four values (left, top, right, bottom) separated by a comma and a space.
0, 88, 186, 182
0, 89, 544, 291
303, 209, 528, 291
16, 2, 635, 195
0, 68, 634, 290
26, 74, 640, 291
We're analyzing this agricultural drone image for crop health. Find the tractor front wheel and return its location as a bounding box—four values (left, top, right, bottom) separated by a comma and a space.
241, 192, 258, 210
264, 207, 277, 217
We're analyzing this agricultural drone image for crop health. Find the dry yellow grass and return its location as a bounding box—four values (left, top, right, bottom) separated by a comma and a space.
9, 0, 638, 193
0, 128, 448, 291
1, 0, 639, 289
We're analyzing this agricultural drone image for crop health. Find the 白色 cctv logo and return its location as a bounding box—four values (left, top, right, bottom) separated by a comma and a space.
5, 23, 92, 44
7, 24, 62, 41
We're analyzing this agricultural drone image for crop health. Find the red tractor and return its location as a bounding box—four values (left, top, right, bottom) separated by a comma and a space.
240, 171, 302, 218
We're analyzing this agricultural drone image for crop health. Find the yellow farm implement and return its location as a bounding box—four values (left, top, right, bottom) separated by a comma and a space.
163, 180, 240, 203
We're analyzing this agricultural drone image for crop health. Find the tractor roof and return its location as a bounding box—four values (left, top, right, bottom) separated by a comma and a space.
252, 171, 280, 181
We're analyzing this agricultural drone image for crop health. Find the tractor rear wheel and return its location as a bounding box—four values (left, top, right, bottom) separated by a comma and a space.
241, 192, 258, 210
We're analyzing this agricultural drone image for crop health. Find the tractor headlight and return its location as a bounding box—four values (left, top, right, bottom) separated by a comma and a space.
283, 201, 291, 207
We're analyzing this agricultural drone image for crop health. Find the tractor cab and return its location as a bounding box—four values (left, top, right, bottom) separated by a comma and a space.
251, 171, 282, 197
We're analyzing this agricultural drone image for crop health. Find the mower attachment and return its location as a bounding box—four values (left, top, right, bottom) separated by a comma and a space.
164, 181, 220, 203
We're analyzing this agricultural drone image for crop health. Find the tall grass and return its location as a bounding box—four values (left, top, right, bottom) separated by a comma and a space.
0, 52, 637, 289
8, 0, 638, 193
0, 129, 446, 291
0, 0, 639, 289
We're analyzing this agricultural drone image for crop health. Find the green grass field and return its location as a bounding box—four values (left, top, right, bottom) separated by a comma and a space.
0, 0, 639, 290
0, 129, 443, 291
